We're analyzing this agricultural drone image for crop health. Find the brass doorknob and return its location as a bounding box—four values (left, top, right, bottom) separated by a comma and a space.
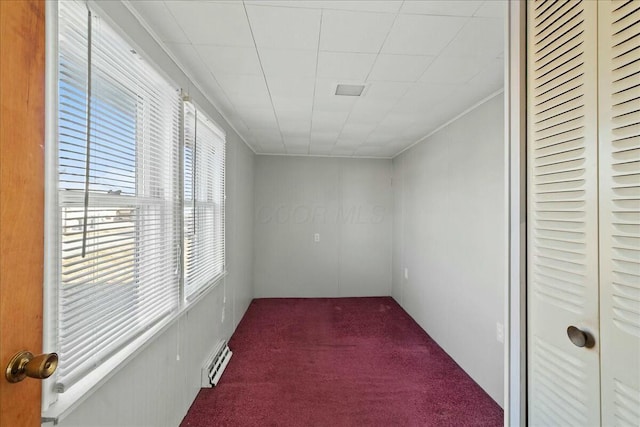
567, 326, 595, 349
5, 351, 58, 383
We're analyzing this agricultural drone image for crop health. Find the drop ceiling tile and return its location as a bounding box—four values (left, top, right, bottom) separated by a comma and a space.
256, 133, 282, 144
279, 118, 312, 135
420, 56, 490, 84
244, 1, 324, 9
375, 112, 416, 130
381, 14, 467, 55
317, 52, 377, 80
226, 92, 273, 110
165, 1, 254, 46
354, 145, 388, 157
335, 138, 362, 148
312, 110, 351, 129
197, 46, 262, 76
348, 100, 393, 122
445, 17, 504, 58
311, 130, 340, 145
309, 145, 333, 155
365, 131, 400, 145
251, 128, 282, 141
245, 1, 402, 14
314, 98, 359, 113
257, 134, 284, 146
320, 1, 403, 13
394, 83, 456, 112
283, 136, 310, 146
311, 123, 344, 136
241, 108, 279, 130
347, 107, 390, 125
340, 122, 377, 139
368, 54, 434, 82
313, 78, 347, 98
130, 2, 188, 43
245, 5, 321, 50
474, 1, 506, 18
350, 98, 394, 113
272, 97, 313, 116
320, 10, 396, 53
309, 139, 336, 151
259, 49, 318, 78
266, 76, 315, 98
280, 128, 309, 138
400, 1, 482, 17
362, 81, 411, 100
287, 145, 311, 154
215, 74, 270, 98
276, 108, 312, 124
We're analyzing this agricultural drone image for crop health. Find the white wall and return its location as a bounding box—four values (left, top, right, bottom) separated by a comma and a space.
254, 156, 392, 298
392, 93, 506, 406
56, 2, 255, 426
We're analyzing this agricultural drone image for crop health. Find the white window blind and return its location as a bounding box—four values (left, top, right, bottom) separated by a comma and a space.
183, 102, 226, 299
56, 1, 181, 390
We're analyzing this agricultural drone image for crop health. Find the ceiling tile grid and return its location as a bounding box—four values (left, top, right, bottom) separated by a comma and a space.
130, 0, 505, 158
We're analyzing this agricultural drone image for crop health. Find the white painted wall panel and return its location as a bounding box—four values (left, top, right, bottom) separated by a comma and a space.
254, 156, 392, 298
56, 2, 255, 426
392, 94, 506, 406
227, 136, 256, 329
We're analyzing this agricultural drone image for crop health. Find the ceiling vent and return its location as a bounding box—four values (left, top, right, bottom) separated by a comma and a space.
335, 84, 366, 97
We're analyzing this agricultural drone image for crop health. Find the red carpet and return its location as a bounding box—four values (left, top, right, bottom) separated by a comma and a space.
181, 297, 503, 426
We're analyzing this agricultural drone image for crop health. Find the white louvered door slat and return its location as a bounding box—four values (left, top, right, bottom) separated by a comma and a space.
527, 1, 601, 425
598, 1, 640, 426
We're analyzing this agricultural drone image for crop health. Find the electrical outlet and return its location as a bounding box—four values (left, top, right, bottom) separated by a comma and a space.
496, 322, 504, 343
314, 233, 320, 242
404, 268, 409, 280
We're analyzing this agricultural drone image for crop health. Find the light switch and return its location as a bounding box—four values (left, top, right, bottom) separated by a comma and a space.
314, 233, 320, 242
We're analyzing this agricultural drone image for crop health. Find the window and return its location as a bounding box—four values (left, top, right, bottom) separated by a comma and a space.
183, 102, 226, 298
48, 0, 226, 403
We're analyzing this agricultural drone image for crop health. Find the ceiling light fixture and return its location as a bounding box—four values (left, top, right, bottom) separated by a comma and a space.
335, 84, 366, 97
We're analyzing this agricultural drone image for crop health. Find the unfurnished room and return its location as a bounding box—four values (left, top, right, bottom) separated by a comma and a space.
0, 1, 638, 426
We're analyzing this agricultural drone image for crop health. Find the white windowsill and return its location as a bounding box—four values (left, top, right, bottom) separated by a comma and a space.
42, 271, 227, 424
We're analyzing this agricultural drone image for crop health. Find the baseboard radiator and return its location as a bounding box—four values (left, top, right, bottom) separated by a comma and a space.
201, 340, 233, 388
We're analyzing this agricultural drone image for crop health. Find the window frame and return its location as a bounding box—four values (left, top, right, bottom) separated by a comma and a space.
183, 101, 227, 300
42, 1, 227, 420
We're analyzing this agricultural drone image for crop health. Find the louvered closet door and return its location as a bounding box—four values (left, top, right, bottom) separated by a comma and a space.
598, 1, 640, 426
527, 1, 601, 425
